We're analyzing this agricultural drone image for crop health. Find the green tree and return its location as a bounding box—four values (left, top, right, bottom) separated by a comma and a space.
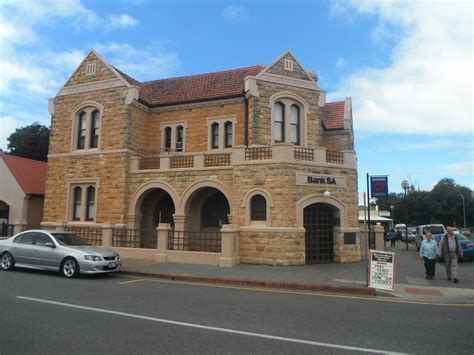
7, 123, 50, 161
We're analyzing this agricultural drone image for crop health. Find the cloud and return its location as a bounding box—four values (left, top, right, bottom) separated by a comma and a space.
0, 116, 21, 150
92, 42, 180, 81
107, 14, 139, 30
222, 5, 249, 20
329, 1, 472, 135
437, 161, 474, 177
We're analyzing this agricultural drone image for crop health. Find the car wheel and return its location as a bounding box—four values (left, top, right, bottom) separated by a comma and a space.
1, 252, 15, 271
61, 258, 79, 278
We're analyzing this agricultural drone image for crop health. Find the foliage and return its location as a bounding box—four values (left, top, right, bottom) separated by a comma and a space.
7, 123, 50, 162
373, 178, 473, 228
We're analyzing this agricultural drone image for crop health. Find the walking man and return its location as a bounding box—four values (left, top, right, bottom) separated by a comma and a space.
438, 227, 463, 283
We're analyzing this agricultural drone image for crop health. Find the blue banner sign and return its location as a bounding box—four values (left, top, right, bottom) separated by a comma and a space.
370, 176, 388, 198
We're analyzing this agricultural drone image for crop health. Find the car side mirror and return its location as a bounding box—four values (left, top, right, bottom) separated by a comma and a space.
45, 242, 56, 248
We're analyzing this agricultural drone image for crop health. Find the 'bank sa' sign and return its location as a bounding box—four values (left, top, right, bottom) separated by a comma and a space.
296, 173, 347, 187
370, 176, 388, 198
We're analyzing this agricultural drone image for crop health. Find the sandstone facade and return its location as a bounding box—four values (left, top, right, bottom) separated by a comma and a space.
44, 50, 360, 266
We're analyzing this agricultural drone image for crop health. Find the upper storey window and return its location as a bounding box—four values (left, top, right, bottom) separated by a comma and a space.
271, 96, 305, 146
162, 123, 187, 152
207, 118, 234, 150
73, 106, 102, 151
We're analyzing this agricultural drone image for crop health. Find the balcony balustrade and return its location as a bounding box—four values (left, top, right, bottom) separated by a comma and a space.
130, 145, 356, 172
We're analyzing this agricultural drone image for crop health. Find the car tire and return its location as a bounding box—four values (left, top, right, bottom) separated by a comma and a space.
1, 252, 15, 271
61, 257, 79, 278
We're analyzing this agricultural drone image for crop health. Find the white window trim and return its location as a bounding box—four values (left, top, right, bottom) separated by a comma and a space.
284, 59, 294, 71
206, 116, 236, 151
269, 93, 308, 147
70, 102, 103, 152
67, 179, 99, 223
161, 121, 187, 152
242, 188, 273, 227
85, 62, 96, 77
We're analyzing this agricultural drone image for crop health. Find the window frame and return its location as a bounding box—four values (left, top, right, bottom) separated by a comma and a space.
270, 94, 307, 147
71, 103, 103, 152
161, 122, 187, 153
250, 194, 267, 221
68, 180, 98, 223
207, 116, 235, 151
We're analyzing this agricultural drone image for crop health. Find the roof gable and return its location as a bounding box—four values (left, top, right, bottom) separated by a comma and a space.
61, 50, 131, 90
0, 153, 47, 195
259, 51, 313, 82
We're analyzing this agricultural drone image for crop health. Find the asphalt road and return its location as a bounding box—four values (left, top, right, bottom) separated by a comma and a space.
1, 269, 473, 354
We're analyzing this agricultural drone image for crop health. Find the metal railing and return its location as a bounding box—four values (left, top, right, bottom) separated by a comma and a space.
326, 150, 344, 164
205, 153, 231, 167
170, 155, 194, 169
294, 147, 313, 161
168, 231, 221, 253
65, 226, 103, 246
139, 157, 160, 170
112, 229, 157, 249
245, 147, 272, 161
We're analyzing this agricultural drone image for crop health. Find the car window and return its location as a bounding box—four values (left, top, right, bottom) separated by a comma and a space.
35, 233, 53, 246
53, 233, 91, 246
16, 232, 36, 245
13, 235, 24, 243
429, 226, 445, 234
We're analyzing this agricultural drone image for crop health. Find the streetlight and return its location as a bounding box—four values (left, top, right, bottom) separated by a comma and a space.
401, 180, 410, 251
459, 194, 466, 230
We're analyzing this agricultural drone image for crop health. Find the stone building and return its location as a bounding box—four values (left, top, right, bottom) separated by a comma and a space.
44, 50, 360, 266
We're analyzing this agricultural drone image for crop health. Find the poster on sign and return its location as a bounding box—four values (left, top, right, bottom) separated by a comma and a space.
368, 250, 395, 291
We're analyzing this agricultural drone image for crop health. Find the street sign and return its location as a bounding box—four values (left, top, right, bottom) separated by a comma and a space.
370, 176, 389, 198
368, 250, 395, 291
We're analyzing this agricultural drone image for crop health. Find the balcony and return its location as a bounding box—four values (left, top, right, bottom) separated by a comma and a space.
130, 144, 356, 173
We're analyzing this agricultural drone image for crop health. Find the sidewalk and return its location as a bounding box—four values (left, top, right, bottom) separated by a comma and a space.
119, 243, 474, 304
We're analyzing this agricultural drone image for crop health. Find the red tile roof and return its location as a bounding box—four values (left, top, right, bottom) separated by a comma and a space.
321, 101, 345, 130
118, 65, 265, 107
0, 153, 47, 195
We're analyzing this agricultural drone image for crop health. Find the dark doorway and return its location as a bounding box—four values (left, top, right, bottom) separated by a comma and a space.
201, 190, 230, 228
304, 203, 335, 264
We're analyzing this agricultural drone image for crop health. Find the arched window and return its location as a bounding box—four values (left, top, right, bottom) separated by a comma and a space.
290, 105, 300, 145
274, 102, 285, 142
90, 110, 100, 148
211, 122, 219, 149
73, 187, 82, 221
74, 105, 102, 151
250, 195, 267, 221
176, 126, 184, 151
224, 121, 233, 148
77, 112, 87, 149
164, 127, 172, 150
86, 186, 96, 221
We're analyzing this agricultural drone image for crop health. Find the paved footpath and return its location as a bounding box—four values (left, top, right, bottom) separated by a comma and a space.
120, 242, 474, 304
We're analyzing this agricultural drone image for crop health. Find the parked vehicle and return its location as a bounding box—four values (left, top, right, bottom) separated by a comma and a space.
415, 224, 447, 251
434, 232, 474, 261
407, 227, 416, 242
0, 230, 121, 278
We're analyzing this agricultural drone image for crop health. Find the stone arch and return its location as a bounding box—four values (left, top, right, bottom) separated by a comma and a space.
128, 180, 180, 217
296, 194, 347, 229
179, 179, 233, 214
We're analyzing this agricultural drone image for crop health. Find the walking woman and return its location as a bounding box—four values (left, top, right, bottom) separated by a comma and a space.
419, 231, 438, 279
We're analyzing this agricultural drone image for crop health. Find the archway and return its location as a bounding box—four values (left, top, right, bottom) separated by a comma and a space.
184, 187, 230, 232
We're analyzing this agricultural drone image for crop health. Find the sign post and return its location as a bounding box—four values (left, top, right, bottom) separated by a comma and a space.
368, 250, 395, 291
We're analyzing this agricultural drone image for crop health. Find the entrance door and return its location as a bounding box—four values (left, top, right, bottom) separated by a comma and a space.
304, 203, 334, 264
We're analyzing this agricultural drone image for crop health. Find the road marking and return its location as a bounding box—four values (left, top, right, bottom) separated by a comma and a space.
118, 277, 474, 307
118, 278, 148, 285
17, 296, 405, 354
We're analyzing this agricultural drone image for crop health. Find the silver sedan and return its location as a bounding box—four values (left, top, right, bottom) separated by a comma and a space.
0, 230, 121, 278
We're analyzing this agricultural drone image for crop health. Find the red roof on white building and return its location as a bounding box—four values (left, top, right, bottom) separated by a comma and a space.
0, 153, 47, 195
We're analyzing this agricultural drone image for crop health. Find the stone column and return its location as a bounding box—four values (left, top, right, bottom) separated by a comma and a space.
374, 224, 385, 251
313, 147, 326, 165
156, 223, 172, 262
13, 219, 27, 234
101, 222, 114, 248
272, 143, 293, 161
219, 224, 240, 267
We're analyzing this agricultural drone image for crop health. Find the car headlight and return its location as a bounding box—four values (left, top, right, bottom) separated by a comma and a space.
84, 255, 102, 262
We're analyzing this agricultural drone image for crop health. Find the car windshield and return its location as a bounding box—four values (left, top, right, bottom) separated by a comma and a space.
425, 226, 445, 234
455, 233, 468, 241
53, 233, 91, 246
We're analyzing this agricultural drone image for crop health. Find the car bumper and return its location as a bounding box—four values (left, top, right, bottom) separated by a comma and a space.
78, 260, 122, 274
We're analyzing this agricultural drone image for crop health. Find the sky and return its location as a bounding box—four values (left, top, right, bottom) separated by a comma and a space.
0, 0, 472, 202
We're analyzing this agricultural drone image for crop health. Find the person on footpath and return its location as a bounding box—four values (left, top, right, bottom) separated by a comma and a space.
419, 231, 438, 280
438, 227, 463, 283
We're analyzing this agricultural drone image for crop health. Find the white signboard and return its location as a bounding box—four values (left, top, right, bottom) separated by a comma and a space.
368, 250, 395, 291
